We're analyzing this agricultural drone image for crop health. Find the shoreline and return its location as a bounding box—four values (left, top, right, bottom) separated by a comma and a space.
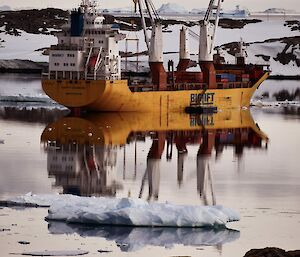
0, 60, 299, 80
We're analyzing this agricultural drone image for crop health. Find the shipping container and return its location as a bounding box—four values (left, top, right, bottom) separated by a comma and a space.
217, 73, 236, 82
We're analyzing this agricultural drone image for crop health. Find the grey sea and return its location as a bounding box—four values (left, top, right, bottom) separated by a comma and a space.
0, 74, 300, 257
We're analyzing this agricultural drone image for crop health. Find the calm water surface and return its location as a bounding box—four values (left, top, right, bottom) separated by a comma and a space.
0, 76, 300, 257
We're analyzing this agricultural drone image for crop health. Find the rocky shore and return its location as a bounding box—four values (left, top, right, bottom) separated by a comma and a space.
0, 8, 299, 79
0, 8, 261, 34
244, 248, 300, 257
0, 59, 48, 73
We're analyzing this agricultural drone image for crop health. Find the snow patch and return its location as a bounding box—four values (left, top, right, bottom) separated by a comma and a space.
8, 193, 240, 228
0, 27, 56, 62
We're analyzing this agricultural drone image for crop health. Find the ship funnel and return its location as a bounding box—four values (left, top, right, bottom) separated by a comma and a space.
71, 8, 84, 37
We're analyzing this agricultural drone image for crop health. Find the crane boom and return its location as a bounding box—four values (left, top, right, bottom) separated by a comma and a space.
135, 0, 166, 90
137, 0, 150, 51
199, 0, 223, 62
136, 0, 161, 52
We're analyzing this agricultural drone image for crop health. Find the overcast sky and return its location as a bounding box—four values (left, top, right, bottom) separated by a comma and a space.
0, 0, 299, 12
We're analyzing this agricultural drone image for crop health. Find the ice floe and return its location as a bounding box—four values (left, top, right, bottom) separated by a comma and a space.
49, 222, 240, 252
17, 250, 89, 256
251, 100, 300, 107
8, 193, 240, 228
0, 95, 64, 109
0, 95, 53, 103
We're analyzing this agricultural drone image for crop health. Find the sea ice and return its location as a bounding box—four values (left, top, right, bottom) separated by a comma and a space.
19, 250, 88, 256
8, 193, 240, 228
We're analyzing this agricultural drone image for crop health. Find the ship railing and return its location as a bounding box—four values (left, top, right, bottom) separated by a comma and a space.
42, 73, 50, 79
170, 83, 208, 91
128, 83, 210, 92
43, 71, 112, 81
42, 72, 82, 80
129, 84, 155, 92
217, 81, 252, 89
85, 74, 109, 80
50, 45, 84, 51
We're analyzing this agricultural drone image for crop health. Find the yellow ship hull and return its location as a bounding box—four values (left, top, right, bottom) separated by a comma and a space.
42, 72, 269, 112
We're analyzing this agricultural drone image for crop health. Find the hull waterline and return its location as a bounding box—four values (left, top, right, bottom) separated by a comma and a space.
42, 72, 269, 112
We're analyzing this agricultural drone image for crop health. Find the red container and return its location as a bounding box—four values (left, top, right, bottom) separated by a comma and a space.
221, 78, 229, 83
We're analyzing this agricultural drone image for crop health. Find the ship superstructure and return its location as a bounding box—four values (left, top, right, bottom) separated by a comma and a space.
48, 0, 124, 81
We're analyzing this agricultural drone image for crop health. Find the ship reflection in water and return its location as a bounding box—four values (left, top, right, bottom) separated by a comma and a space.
41, 110, 268, 251
41, 110, 268, 200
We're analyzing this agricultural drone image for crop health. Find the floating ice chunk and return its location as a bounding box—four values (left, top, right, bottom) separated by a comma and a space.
8, 194, 239, 228
19, 250, 88, 256
251, 99, 300, 108
0, 95, 52, 103
49, 222, 240, 252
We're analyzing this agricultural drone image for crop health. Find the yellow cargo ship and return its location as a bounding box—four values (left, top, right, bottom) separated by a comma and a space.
42, 72, 269, 112
42, 0, 269, 113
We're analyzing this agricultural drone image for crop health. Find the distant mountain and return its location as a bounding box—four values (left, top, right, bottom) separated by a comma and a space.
263, 8, 296, 14
101, 6, 133, 13
0, 5, 11, 11
190, 8, 206, 14
157, 3, 188, 14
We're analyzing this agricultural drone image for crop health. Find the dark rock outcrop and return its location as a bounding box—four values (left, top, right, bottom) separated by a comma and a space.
244, 247, 300, 257
0, 8, 68, 35
284, 20, 300, 32
0, 59, 48, 73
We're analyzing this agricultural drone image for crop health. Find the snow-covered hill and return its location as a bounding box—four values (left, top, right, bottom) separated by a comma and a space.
0, 8, 299, 77
190, 8, 206, 14
263, 8, 297, 14
101, 6, 133, 14
0, 5, 11, 11
219, 37, 300, 76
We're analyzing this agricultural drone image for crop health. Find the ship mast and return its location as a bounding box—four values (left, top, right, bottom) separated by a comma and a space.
199, 0, 224, 89
136, 0, 167, 90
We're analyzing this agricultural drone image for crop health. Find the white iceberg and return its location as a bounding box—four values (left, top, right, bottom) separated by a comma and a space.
8, 193, 240, 228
